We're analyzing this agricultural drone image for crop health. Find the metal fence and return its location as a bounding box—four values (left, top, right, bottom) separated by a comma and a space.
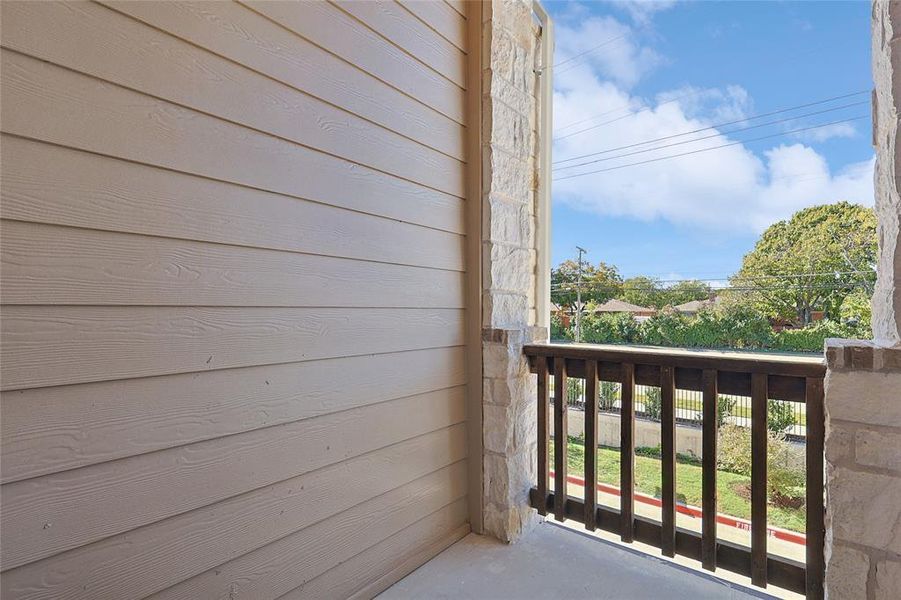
561, 378, 806, 438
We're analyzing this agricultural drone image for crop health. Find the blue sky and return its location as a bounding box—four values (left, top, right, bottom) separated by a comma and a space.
545, 0, 874, 282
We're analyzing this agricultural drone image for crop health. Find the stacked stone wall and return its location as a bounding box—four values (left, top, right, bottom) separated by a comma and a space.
480, 0, 545, 542
824, 340, 901, 599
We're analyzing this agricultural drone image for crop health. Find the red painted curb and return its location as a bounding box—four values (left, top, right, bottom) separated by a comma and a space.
549, 471, 806, 546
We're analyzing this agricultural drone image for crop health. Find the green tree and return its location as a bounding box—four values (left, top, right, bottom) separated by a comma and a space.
661, 280, 713, 306
730, 202, 876, 326
551, 260, 622, 311
621, 276, 664, 308
839, 288, 872, 335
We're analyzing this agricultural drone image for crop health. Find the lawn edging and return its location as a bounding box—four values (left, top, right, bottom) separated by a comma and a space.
549, 470, 806, 546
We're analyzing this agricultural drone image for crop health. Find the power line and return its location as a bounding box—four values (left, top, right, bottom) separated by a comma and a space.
552, 283, 871, 293
553, 270, 875, 285
552, 270, 876, 293
554, 115, 869, 181
555, 89, 711, 135
614, 260, 868, 281
554, 100, 868, 171
553, 276, 875, 290
554, 98, 869, 167
552, 281, 873, 291
553, 89, 870, 144
555, 105, 636, 134
552, 270, 874, 283
554, 94, 693, 142
553, 34, 627, 70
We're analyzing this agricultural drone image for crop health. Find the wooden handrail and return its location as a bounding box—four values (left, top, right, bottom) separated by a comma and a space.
523, 343, 825, 377
526, 342, 825, 599
524, 342, 825, 402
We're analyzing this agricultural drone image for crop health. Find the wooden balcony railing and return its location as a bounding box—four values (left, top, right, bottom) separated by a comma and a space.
524, 343, 826, 599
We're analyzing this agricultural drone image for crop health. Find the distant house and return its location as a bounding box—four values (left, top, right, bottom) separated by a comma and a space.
550, 302, 571, 327
673, 297, 718, 316
771, 310, 825, 331
589, 299, 655, 321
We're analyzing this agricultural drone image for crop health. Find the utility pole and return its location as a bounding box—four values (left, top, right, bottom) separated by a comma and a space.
575, 246, 588, 342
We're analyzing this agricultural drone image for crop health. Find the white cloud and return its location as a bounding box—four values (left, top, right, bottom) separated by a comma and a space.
606, 0, 679, 24
551, 7, 875, 234
789, 121, 858, 143
663, 85, 753, 123
554, 16, 663, 89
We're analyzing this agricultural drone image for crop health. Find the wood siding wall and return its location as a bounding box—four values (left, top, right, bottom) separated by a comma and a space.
0, 1, 471, 597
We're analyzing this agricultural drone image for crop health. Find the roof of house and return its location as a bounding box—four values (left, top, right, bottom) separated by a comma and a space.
590, 299, 654, 313
673, 297, 718, 313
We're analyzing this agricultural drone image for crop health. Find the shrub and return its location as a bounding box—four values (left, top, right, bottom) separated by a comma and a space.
581, 312, 640, 345
718, 395, 737, 427
768, 433, 806, 503
598, 380, 619, 411
709, 306, 774, 349
695, 395, 737, 427
643, 387, 662, 421
550, 313, 572, 341
608, 312, 641, 343
717, 425, 753, 477
767, 400, 796, 434
566, 378, 583, 406
635, 305, 775, 350
771, 319, 852, 352
639, 309, 690, 347
717, 424, 805, 503
550, 300, 867, 353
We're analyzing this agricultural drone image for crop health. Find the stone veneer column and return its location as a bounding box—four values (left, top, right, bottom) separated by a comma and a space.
871, 0, 901, 347
479, 0, 545, 542
822, 3, 901, 598
824, 342, 901, 599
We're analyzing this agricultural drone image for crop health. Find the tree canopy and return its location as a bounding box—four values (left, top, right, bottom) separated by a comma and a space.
620, 277, 711, 309
620, 276, 661, 308
551, 260, 621, 309
661, 279, 712, 307
728, 202, 876, 326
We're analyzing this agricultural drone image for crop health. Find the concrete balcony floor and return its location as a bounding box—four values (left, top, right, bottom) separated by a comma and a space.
380, 521, 792, 600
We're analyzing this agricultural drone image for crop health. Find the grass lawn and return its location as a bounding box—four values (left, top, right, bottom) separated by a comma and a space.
551, 437, 806, 533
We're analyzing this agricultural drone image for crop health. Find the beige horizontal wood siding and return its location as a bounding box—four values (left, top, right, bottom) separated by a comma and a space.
398, 0, 467, 51
0, 221, 464, 308
1, 426, 467, 600
100, 0, 466, 159
1, 347, 466, 484
0, 1, 471, 597
0, 136, 465, 266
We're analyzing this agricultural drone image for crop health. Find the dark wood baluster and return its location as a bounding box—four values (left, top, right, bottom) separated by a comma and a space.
620, 362, 635, 542
806, 377, 825, 600
584, 360, 598, 530
701, 368, 719, 571
554, 357, 568, 521
536, 356, 549, 516
751, 373, 768, 587
660, 365, 676, 557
